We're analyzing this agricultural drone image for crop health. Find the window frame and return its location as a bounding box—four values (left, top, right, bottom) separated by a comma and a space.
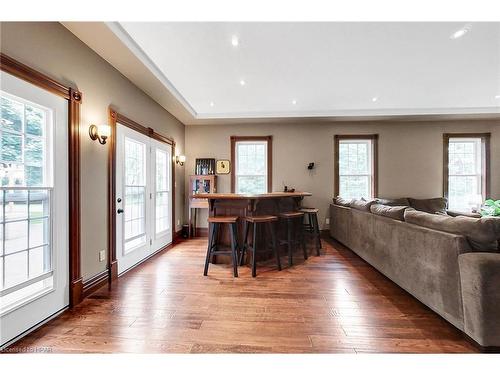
334, 134, 378, 199
1, 52, 83, 311
230, 136, 272, 194
443, 133, 491, 209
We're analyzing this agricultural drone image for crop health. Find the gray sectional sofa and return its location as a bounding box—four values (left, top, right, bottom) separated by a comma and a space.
329, 198, 500, 349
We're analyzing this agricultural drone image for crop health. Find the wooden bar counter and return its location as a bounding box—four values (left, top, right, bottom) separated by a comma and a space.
193, 192, 312, 264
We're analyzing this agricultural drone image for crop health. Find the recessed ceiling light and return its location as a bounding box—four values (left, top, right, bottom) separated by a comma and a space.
231, 35, 239, 47
371, 96, 378, 102
239, 79, 246, 86
495, 95, 500, 99
209, 101, 214, 107
292, 99, 297, 105
450, 25, 471, 40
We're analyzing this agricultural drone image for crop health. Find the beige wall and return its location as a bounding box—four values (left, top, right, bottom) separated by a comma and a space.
1, 22, 186, 280
186, 120, 500, 229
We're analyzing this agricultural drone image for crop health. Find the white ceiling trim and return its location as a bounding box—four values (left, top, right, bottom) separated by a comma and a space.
196, 106, 500, 119
105, 22, 198, 117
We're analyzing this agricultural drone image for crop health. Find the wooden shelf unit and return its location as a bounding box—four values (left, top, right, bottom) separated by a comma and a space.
188, 175, 217, 237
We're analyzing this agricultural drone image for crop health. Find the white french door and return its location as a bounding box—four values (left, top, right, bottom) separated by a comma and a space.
115, 124, 172, 275
0, 71, 69, 347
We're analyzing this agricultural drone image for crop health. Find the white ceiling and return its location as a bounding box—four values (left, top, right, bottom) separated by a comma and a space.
65, 22, 500, 124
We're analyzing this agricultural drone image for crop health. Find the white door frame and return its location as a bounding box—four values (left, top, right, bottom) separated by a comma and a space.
108, 110, 175, 279
0, 55, 82, 349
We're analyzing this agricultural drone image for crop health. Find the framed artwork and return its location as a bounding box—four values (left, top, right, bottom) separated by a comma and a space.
216, 159, 230, 174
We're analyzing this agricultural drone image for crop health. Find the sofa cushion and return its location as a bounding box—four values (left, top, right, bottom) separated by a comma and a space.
404, 210, 500, 251
375, 197, 410, 207
370, 204, 409, 221
351, 198, 375, 212
408, 197, 447, 214
333, 196, 352, 207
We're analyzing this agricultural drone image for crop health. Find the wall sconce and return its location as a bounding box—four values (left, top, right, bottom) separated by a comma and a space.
89, 124, 111, 145
175, 155, 186, 166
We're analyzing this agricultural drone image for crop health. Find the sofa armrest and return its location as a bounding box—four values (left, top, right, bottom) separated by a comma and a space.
459, 253, 500, 348
446, 209, 482, 218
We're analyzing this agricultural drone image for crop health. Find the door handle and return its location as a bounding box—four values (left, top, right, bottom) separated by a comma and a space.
117, 208, 124, 214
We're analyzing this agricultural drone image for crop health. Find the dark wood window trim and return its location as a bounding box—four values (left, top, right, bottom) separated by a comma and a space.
334, 134, 379, 198
230, 136, 273, 193
0, 53, 83, 307
443, 133, 491, 201
108, 108, 176, 281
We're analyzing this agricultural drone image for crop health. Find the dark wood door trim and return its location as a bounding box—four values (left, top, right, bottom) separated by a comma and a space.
230, 135, 273, 193
0, 53, 83, 307
443, 133, 491, 200
334, 134, 379, 198
108, 108, 176, 281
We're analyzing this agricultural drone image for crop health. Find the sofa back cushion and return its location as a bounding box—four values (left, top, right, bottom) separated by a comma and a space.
408, 197, 448, 214
404, 210, 500, 251
351, 198, 375, 212
370, 204, 410, 221
375, 197, 410, 207
333, 196, 353, 207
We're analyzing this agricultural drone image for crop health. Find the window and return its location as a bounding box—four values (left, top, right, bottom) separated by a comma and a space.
334, 135, 378, 199
1, 91, 53, 308
231, 136, 272, 194
444, 133, 490, 213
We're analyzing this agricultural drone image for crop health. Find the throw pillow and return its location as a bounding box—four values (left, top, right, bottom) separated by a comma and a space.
408, 197, 447, 214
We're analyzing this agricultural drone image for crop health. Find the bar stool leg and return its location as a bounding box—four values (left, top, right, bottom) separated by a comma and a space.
313, 213, 321, 255
229, 223, 239, 277
305, 213, 313, 233
286, 219, 293, 267
252, 222, 258, 277
210, 223, 220, 264
269, 221, 281, 271
204, 222, 216, 276
240, 220, 250, 266
300, 218, 308, 260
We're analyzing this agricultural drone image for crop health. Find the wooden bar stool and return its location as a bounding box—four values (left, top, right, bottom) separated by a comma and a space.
240, 215, 281, 277
278, 211, 307, 267
300, 207, 322, 256
203, 216, 239, 277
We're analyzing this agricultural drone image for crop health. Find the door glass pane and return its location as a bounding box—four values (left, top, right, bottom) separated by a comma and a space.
155, 191, 169, 234
123, 136, 147, 254
156, 149, 168, 191
155, 149, 169, 235
125, 138, 145, 186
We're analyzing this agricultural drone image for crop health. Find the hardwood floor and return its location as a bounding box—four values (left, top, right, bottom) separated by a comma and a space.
8, 236, 479, 353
